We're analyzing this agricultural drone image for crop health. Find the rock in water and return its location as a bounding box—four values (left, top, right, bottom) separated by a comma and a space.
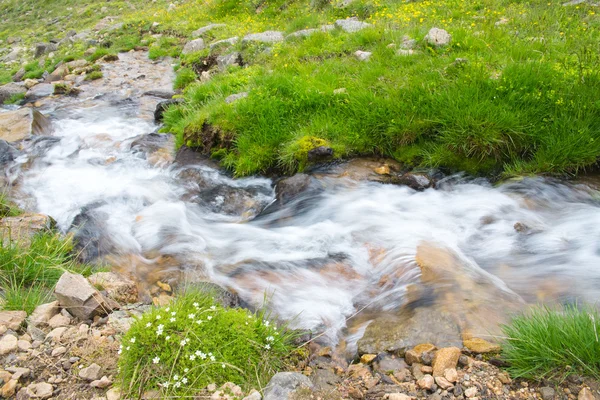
263, 372, 314, 400
54, 272, 114, 320
0, 109, 52, 142
154, 99, 181, 122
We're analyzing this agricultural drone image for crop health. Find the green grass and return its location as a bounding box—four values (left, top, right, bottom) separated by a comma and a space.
502, 305, 600, 381
84, 70, 103, 81
0, 193, 20, 218
117, 290, 295, 398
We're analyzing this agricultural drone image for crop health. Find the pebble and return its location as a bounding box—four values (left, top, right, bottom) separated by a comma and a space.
417, 375, 435, 391
0, 334, 18, 355
51, 346, 67, 357
435, 376, 454, 390
444, 368, 458, 383
540, 386, 555, 400
17, 340, 31, 351
465, 387, 479, 398
79, 363, 102, 381
1, 379, 17, 397
90, 375, 112, 388
578, 388, 596, 400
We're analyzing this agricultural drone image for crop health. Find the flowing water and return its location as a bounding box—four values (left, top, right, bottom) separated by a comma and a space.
3, 53, 600, 349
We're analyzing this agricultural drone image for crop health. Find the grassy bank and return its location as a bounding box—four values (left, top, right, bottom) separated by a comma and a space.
1, 0, 599, 177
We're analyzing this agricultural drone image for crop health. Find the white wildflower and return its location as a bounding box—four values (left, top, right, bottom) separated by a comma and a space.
130, 338, 136, 343
207, 316, 212, 321
182, 377, 188, 384
145, 322, 151, 328
165, 335, 171, 340
265, 344, 271, 350
189, 354, 196, 361
126, 346, 131, 351
155, 315, 161, 320
174, 381, 181, 388
193, 302, 199, 307
222, 364, 226, 368
188, 313, 195, 319
173, 375, 179, 381
180, 339, 187, 346
153, 357, 160, 364
184, 368, 189, 373
264, 321, 269, 327
171, 311, 176, 316
165, 307, 170, 312
210, 355, 216, 362
170, 318, 176, 322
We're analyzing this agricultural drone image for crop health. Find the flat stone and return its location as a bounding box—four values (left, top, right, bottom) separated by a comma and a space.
225, 92, 248, 104
45, 327, 68, 342
51, 346, 67, 357
335, 18, 371, 33
29, 301, 60, 327
287, 29, 319, 38
432, 347, 461, 377
26, 382, 53, 399
17, 340, 31, 352
79, 363, 102, 381
8, 367, 29, 381
182, 38, 206, 54
0, 109, 52, 143
424, 27, 451, 46
242, 31, 284, 44
0, 311, 26, 330
47, 314, 70, 329
0, 334, 18, 355
192, 23, 226, 37
55, 272, 113, 321
25, 83, 55, 101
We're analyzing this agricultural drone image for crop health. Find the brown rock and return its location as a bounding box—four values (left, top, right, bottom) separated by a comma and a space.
360, 354, 377, 364
0, 214, 55, 246
25, 382, 53, 399
432, 347, 461, 377
406, 343, 436, 365
444, 368, 458, 383
47, 314, 70, 329
79, 363, 102, 381
579, 388, 596, 400
0, 311, 26, 330
0, 334, 18, 355
417, 374, 434, 391
463, 337, 501, 353
435, 376, 454, 390
54, 272, 113, 321
0, 108, 52, 142
1, 379, 17, 397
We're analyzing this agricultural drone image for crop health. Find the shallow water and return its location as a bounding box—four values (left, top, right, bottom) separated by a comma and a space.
8, 101, 600, 346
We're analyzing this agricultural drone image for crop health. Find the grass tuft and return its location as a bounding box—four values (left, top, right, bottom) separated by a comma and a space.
502, 305, 600, 381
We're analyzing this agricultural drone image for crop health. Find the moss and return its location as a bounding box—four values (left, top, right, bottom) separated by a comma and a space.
84, 70, 103, 81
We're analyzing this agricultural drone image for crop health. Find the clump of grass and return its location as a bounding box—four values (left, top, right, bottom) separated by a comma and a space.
117, 290, 295, 398
502, 305, 600, 381
84, 70, 103, 81
173, 67, 197, 90
4, 92, 24, 105
53, 83, 80, 96
0, 193, 20, 218
87, 48, 111, 62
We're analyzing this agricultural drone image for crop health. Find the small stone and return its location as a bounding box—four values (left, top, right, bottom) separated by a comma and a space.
465, 387, 478, 398
9, 367, 30, 381
26, 382, 53, 399
90, 376, 112, 388
432, 347, 461, 377
17, 340, 31, 352
106, 388, 121, 400
360, 354, 377, 364
578, 388, 596, 400
51, 346, 67, 357
0, 311, 26, 330
463, 338, 501, 353
497, 371, 511, 384
374, 165, 391, 176
435, 376, 453, 390
354, 50, 372, 61
424, 27, 451, 47
421, 351, 434, 366
2, 379, 17, 398
444, 368, 458, 383
242, 389, 262, 400
79, 363, 102, 381
46, 327, 68, 342
417, 375, 434, 391
387, 394, 412, 400
540, 387, 556, 400
0, 334, 18, 355
47, 314, 71, 329
421, 366, 433, 374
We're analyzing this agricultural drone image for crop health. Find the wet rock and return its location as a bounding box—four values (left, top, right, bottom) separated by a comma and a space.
307, 146, 333, 161
275, 174, 315, 204
143, 89, 176, 99
0, 334, 18, 355
372, 353, 407, 374
357, 308, 461, 356
54, 272, 114, 321
0, 311, 26, 330
0, 83, 26, 104
182, 38, 206, 54
335, 18, 371, 32
210, 37, 239, 50
154, 99, 181, 122
405, 343, 436, 365
540, 387, 555, 400
463, 337, 501, 353
242, 31, 284, 44
287, 29, 320, 38
432, 347, 461, 377
354, 50, 372, 61
224, 92, 248, 104
424, 28, 451, 47
0, 214, 55, 246
0, 140, 19, 168
25, 382, 53, 398
25, 83, 55, 101
0, 108, 52, 142
88, 272, 138, 304
192, 23, 226, 37
79, 363, 102, 381
217, 52, 242, 70
263, 372, 313, 400
70, 205, 115, 263
393, 172, 433, 190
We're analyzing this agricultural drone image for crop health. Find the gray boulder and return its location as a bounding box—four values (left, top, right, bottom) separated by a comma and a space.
263, 372, 314, 400
54, 272, 114, 321
192, 23, 226, 37
425, 27, 451, 46
242, 31, 284, 44
225, 92, 248, 104
335, 18, 371, 32
287, 29, 319, 39
217, 52, 242, 70
182, 38, 205, 55
0, 83, 26, 104
209, 36, 239, 50
0, 140, 19, 167
34, 42, 58, 58
25, 83, 54, 101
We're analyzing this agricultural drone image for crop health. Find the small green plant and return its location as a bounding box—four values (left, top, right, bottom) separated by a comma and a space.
502, 305, 600, 381
4, 92, 24, 105
84, 70, 103, 81
53, 83, 80, 96
117, 291, 295, 397
0, 193, 20, 218
174, 67, 197, 90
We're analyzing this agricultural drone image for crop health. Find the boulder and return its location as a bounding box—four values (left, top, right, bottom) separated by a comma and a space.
209, 36, 239, 50
182, 38, 206, 54
0, 214, 55, 246
34, 42, 58, 58
54, 272, 114, 321
242, 31, 284, 44
307, 145, 333, 161
335, 18, 371, 33
0, 83, 26, 104
192, 23, 226, 37
275, 174, 313, 204
217, 52, 242, 70
393, 172, 433, 190
0, 140, 19, 167
88, 272, 138, 304
424, 28, 451, 47
0, 311, 26, 330
12, 68, 26, 82
357, 308, 461, 355
354, 50, 372, 61
432, 347, 461, 377
0, 109, 52, 142
47, 64, 69, 82
263, 372, 314, 400
25, 83, 55, 101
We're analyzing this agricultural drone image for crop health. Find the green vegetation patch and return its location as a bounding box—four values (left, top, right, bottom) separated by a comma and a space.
84, 70, 103, 81
117, 291, 294, 397
502, 305, 600, 381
